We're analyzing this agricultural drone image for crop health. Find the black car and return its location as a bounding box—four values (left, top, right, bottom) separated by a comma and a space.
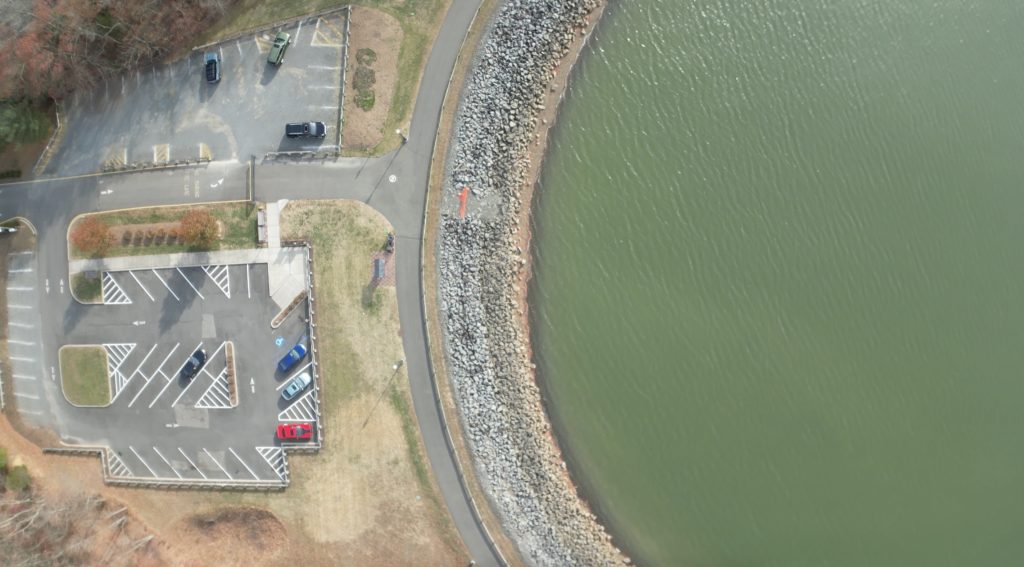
285, 121, 327, 138
204, 52, 221, 83
180, 349, 207, 380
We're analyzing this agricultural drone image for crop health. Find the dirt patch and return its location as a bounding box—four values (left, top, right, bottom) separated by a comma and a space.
173, 506, 287, 563
342, 7, 403, 151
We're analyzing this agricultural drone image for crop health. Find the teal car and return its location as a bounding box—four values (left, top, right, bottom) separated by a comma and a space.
268, 31, 291, 65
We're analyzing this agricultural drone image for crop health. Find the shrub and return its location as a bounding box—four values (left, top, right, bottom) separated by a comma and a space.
356, 47, 377, 66
356, 90, 375, 111
353, 66, 375, 92
5, 465, 29, 492
70, 217, 112, 257
0, 446, 6, 470
120, 230, 131, 245
179, 209, 218, 248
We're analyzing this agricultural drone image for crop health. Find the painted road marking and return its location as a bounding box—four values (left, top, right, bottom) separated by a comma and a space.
128, 343, 180, 407
195, 367, 232, 409
107, 451, 132, 477
294, 21, 303, 43
176, 267, 205, 300
149, 341, 202, 408
171, 341, 225, 407
13, 392, 39, 400
129, 446, 158, 477
228, 448, 259, 480
203, 448, 232, 479
8, 322, 33, 329
151, 269, 180, 301
10, 356, 35, 362
152, 447, 183, 479
246, 264, 251, 298
257, 447, 288, 481
12, 374, 36, 381
279, 388, 319, 422
112, 343, 158, 403
178, 448, 207, 479
129, 270, 155, 302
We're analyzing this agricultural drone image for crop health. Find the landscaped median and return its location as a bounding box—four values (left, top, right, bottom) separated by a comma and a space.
67, 202, 258, 303
68, 202, 258, 261
58, 345, 110, 407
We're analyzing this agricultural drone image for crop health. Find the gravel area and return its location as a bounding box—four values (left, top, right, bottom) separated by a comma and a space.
438, 1, 629, 565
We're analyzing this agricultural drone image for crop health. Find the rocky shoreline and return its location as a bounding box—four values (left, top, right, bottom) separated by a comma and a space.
437, 0, 628, 565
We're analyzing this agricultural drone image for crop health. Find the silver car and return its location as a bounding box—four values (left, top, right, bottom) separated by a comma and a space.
282, 372, 311, 401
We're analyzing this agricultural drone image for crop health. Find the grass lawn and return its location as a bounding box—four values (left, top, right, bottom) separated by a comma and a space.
71, 273, 102, 303
198, 0, 449, 156
69, 202, 257, 260
59, 346, 110, 407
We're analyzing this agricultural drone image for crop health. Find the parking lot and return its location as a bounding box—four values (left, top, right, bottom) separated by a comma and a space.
53, 261, 320, 486
48, 11, 348, 177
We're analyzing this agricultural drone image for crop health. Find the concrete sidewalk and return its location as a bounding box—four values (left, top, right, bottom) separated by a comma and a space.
69, 247, 308, 310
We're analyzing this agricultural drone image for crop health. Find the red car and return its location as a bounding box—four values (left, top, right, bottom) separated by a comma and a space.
276, 422, 313, 440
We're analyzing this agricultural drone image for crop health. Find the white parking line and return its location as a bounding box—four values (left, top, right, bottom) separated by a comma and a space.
7, 339, 34, 345
128, 343, 180, 407
11, 356, 35, 362
129, 446, 158, 477
111, 343, 158, 403
9, 268, 33, 273
8, 322, 34, 329
8, 304, 31, 309
246, 264, 251, 298
151, 269, 180, 301
149, 342, 202, 408
19, 409, 42, 416
176, 268, 205, 299
228, 448, 259, 480
236, 40, 243, 56
294, 21, 303, 43
178, 448, 207, 479
170, 341, 224, 407
203, 448, 232, 479
13, 392, 39, 400
277, 361, 314, 391
13, 374, 36, 381
152, 447, 182, 479
310, 85, 340, 89
6, 286, 33, 291
309, 65, 341, 70
128, 271, 155, 301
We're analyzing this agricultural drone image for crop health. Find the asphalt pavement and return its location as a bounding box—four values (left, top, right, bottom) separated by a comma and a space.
0, 0, 499, 564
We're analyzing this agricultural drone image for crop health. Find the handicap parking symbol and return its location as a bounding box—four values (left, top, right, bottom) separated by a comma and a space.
275, 336, 285, 347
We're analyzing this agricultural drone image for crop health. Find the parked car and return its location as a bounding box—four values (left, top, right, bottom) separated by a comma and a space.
282, 372, 312, 401
180, 349, 207, 380
276, 422, 314, 440
204, 52, 221, 83
267, 31, 291, 65
277, 343, 308, 373
285, 121, 326, 138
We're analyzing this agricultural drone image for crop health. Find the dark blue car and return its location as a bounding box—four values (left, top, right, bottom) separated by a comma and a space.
277, 343, 308, 373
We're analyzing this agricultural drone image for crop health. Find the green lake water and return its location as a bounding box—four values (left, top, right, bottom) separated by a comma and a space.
530, 1, 1024, 565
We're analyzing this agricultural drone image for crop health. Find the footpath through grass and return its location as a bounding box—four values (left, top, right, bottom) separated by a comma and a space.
59, 346, 110, 407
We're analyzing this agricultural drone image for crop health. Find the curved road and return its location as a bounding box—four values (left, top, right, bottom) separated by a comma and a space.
0, 1, 503, 565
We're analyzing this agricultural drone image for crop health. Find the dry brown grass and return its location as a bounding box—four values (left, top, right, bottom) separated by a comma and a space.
342, 7, 403, 151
